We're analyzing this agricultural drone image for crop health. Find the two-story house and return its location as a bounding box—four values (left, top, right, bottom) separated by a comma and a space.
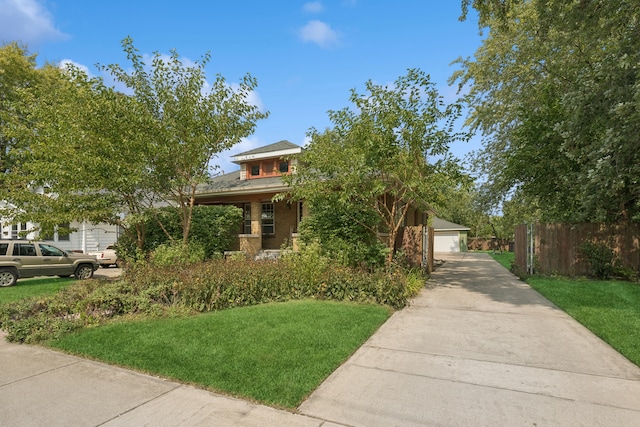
194, 140, 307, 257
195, 140, 434, 267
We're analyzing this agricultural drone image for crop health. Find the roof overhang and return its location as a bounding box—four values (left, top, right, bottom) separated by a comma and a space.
231, 148, 302, 164
195, 184, 291, 199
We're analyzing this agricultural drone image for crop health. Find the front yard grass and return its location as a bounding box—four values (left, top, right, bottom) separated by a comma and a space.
0, 277, 74, 305
48, 299, 391, 408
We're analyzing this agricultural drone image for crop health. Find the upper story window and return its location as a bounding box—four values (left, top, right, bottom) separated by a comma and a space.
246, 159, 290, 179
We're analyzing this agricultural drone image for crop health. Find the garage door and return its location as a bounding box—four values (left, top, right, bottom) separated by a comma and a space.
434, 231, 460, 253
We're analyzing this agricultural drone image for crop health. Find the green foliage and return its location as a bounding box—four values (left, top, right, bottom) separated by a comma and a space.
0, 38, 266, 248
282, 69, 469, 265
151, 242, 206, 268
0, 252, 425, 343
579, 241, 615, 280
455, 0, 640, 223
103, 37, 268, 243
118, 205, 242, 260
297, 201, 387, 269
0, 42, 39, 177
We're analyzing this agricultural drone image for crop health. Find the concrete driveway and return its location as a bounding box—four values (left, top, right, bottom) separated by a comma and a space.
299, 252, 640, 426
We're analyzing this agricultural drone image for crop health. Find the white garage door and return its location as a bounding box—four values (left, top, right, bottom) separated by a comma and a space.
434, 231, 460, 253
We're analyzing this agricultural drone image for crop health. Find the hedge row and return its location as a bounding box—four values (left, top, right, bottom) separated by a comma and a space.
0, 255, 425, 343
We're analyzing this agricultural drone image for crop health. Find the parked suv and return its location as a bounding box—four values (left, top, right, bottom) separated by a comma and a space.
0, 240, 99, 287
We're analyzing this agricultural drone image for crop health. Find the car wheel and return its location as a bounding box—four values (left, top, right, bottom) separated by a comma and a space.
0, 268, 18, 287
74, 264, 94, 280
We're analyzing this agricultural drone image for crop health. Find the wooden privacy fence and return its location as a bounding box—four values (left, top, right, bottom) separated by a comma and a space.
514, 223, 640, 276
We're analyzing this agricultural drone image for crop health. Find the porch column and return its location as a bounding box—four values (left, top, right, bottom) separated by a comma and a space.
238, 201, 262, 258
251, 201, 262, 235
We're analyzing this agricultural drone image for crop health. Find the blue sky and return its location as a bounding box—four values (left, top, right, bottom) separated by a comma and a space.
0, 0, 483, 174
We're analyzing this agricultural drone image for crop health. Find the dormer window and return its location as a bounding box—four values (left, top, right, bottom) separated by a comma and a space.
232, 140, 302, 181
246, 159, 291, 179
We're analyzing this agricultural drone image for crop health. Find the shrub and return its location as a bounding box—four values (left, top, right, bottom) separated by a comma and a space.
118, 205, 242, 260
579, 241, 615, 279
151, 242, 206, 267
297, 202, 386, 270
0, 253, 427, 344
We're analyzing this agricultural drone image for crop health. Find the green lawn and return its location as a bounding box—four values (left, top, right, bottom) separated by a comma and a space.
49, 299, 391, 408
0, 277, 74, 305
488, 250, 515, 271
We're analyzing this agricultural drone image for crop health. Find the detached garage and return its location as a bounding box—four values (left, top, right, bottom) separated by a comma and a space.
432, 218, 470, 253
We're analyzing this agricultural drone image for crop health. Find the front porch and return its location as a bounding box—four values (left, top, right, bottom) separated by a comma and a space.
197, 194, 307, 258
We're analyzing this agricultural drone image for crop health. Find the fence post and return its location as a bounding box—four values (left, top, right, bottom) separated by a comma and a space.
527, 223, 535, 275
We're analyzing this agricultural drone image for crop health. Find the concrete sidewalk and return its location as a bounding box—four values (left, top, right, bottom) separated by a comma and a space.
0, 332, 331, 426
299, 252, 640, 426
2, 252, 640, 426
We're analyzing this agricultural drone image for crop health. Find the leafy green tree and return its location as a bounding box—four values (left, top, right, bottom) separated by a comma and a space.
102, 37, 268, 243
283, 69, 469, 265
5, 60, 158, 247
0, 43, 39, 175
117, 205, 243, 260
454, 0, 640, 223
297, 193, 388, 269
3, 38, 267, 251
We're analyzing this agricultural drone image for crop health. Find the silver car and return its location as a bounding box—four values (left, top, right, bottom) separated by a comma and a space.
0, 240, 99, 287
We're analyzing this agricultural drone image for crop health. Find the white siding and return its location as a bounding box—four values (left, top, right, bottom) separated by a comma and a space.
0, 221, 120, 253
57, 222, 121, 253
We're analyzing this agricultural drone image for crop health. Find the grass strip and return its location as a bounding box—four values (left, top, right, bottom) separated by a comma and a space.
49, 299, 391, 408
0, 277, 74, 305
488, 251, 515, 271
527, 276, 640, 366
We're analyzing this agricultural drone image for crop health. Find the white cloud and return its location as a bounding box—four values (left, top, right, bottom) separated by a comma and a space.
0, 0, 67, 45
59, 59, 90, 75
299, 20, 340, 49
303, 1, 324, 13
228, 82, 266, 113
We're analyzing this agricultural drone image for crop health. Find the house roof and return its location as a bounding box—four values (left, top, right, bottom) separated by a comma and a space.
431, 217, 470, 231
231, 140, 302, 164
195, 170, 289, 198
